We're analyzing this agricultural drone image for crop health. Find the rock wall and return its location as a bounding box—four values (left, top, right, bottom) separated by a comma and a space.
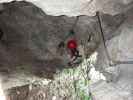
8, 0, 133, 16
90, 6, 133, 100
0, 1, 133, 100
0, 1, 101, 89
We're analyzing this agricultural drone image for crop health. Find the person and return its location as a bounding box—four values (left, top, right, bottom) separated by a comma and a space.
67, 39, 81, 65
58, 29, 82, 65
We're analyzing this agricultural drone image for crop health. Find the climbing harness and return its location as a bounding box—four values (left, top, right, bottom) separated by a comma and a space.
96, 11, 133, 66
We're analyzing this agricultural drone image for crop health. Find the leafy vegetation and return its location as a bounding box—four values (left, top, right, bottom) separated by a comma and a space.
46, 57, 94, 100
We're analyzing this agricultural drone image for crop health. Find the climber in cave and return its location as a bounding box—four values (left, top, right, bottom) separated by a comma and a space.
67, 38, 82, 65
58, 29, 82, 65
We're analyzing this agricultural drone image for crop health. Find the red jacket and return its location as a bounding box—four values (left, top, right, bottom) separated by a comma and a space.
67, 39, 77, 49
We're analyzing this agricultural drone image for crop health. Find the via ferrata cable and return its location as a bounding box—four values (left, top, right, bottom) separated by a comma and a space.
96, 11, 133, 66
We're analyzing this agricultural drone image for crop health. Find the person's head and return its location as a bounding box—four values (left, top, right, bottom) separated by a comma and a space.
69, 29, 75, 35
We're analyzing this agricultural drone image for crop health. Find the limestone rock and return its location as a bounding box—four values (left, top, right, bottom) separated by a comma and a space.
21, 0, 133, 16
93, 6, 133, 100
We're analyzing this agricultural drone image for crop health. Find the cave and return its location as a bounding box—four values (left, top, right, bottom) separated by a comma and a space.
0, 0, 132, 100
